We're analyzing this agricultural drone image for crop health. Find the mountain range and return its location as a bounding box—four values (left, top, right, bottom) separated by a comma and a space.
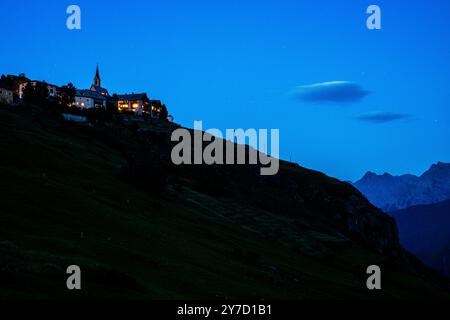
391, 200, 450, 278
353, 162, 450, 212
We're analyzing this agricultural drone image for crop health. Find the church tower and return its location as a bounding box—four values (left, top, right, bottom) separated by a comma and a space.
94, 65, 101, 87
90, 65, 109, 96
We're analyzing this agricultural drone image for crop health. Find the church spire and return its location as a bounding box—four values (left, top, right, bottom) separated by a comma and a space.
90, 64, 109, 96
94, 65, 101, 87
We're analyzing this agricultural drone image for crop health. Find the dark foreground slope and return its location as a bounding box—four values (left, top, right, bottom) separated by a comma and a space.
0, 105, 448, 299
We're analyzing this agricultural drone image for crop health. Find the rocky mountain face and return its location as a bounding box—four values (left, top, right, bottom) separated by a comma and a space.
353, 162, 450, 212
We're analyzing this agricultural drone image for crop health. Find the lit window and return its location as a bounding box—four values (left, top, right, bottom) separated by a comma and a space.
118, 101, 130, 112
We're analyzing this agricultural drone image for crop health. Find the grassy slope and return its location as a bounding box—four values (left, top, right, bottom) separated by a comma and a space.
0, 106, 449, 299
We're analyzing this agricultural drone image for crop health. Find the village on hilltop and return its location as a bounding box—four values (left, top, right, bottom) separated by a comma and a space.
0, 66, 173, 123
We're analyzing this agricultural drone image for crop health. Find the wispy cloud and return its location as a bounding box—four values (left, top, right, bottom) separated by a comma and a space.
290, 81, 370, 103
355, 112, 411, 124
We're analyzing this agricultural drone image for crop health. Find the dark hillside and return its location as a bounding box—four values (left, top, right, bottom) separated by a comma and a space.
0, 104, 448, 299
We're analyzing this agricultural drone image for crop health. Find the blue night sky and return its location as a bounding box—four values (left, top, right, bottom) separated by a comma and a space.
1, 0, 449, 181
